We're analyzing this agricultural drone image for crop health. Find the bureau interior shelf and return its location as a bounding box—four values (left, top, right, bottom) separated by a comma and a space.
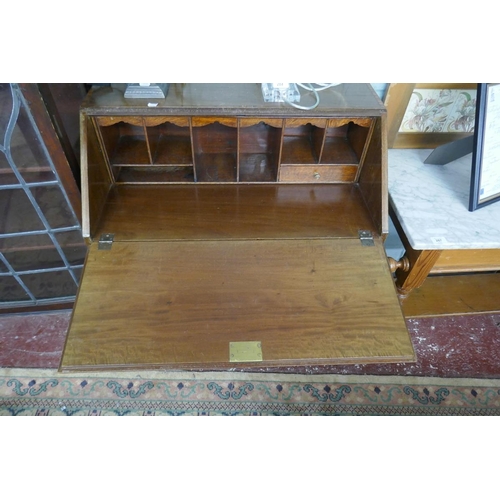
94, 115, 373, 185
239, 121, 281, 182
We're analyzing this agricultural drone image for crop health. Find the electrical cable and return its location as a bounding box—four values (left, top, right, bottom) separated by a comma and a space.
281, 83, 341, 110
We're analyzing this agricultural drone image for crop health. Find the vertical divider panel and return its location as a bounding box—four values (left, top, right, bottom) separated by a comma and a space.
142, 120, 153, 164
277, 120, 284, 172
189, 118, 197, 182
354, 119, 376, 182
236, 119, 240, 182
312, 122, 327, 164
272, 119, 284, 181
358, 115, 386, 236
93, 117, 116, 182
144, 118, 162, 165
83, 116, 114, 239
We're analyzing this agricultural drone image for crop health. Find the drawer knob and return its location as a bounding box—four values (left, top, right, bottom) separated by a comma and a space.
313, 172, 321, 179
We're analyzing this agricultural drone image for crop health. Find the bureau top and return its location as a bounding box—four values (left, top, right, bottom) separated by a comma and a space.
81, 83, 385, 118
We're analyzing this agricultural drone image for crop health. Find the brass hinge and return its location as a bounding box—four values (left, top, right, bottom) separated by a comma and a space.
358, 230, 374, 247
98, 233, 114, 250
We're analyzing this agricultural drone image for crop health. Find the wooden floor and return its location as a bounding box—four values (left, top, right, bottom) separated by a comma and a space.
402, 273, 500, 317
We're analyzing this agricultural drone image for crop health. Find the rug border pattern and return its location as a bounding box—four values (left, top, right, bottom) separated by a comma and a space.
1, 369, 500, 416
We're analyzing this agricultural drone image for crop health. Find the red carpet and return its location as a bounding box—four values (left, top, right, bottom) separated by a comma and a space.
1, 311, 499, 378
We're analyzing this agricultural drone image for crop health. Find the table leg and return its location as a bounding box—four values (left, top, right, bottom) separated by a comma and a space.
389, 204, 442, 296
394, 248, 442, 295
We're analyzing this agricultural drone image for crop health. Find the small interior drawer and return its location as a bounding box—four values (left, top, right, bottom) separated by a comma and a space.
278, 165, 358, 183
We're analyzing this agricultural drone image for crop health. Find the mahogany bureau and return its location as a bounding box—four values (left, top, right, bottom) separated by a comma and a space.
60, 83, 415, 371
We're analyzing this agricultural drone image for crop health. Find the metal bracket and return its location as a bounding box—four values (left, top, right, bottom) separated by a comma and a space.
358, 230, 375, 247
98, 233, 114, 250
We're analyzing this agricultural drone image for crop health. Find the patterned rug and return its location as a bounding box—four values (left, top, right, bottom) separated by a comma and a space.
1, 368, 500, 415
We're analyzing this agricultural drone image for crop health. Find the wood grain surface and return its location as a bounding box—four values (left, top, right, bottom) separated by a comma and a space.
92, 184, 378, 242
61, 238, 414, 371
402, 273, 500, 317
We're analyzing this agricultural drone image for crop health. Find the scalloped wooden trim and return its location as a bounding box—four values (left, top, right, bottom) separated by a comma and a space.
239, 118, 283, 128
143, 117, 190, 127
96, 116, 144, 127
192, 117, 238, 127
285, 118, 327, 128
328, 118, 372, 128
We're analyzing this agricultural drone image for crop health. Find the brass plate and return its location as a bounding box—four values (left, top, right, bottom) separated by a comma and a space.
229, 341, 263, 363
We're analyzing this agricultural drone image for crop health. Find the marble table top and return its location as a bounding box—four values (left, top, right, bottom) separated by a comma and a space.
388, 149, 500, 250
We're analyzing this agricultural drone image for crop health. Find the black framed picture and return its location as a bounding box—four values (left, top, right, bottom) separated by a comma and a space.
469, 83, 500, 211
